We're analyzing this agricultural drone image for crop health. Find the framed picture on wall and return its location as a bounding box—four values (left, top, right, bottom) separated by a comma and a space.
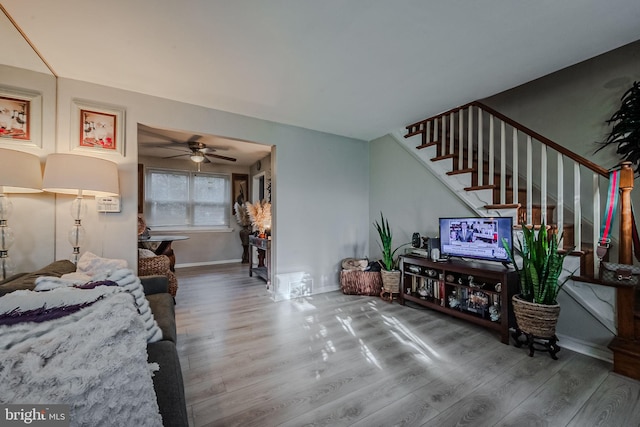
71, 99, 125, 155
232, 173, 249, 214
0, 86, 42, 148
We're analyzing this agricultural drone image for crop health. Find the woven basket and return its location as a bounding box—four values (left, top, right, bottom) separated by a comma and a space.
380, 270, 401, 294
340, 271, 382, 295
512, 294, 560, 338
138, 255, 179, 297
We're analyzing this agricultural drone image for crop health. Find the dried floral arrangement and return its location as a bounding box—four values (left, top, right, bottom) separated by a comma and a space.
233, 202, 251, 227
245, 199, 272, 235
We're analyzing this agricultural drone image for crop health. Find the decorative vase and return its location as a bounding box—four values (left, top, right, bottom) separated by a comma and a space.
239, 226, 251, 263
512, 294, 560, 338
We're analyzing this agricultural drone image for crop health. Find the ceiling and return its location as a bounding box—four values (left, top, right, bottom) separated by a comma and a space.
3, 1, 640, 144
137, 124, 271, 166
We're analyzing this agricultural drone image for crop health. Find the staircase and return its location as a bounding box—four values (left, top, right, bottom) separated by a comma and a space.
398, 101, 640, 379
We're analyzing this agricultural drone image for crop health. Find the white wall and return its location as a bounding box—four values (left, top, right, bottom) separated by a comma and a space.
0, 65, 56, 272
369, 134, 475, 261
53, 77, 369, 296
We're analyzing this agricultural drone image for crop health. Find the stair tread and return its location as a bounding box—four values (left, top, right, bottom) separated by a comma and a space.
431, 154, 456, 161
484, 203, 521, 209
416, 141, 439, 150
465, 184, 497, 191
447, 168, 475, 176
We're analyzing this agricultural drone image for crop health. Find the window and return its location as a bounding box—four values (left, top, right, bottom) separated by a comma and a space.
145, 168, 230, 228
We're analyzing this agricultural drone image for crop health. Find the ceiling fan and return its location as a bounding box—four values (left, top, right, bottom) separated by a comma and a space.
165, 141, 237, 163
151, 137, 237, 163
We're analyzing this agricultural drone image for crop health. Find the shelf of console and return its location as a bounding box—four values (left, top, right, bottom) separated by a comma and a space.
399, 255, 518, 344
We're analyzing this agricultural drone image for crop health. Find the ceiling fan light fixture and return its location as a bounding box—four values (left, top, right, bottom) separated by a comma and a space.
190, 151, 205, 163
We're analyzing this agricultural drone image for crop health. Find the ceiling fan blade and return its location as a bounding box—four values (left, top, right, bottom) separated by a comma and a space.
162, 153, 189, 159
205, 153, 237, 162
187, 135, 202, 144
150, 144, 190, 153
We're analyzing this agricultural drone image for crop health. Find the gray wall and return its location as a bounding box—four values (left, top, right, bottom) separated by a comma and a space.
50, 77, 370, 297
368, 134, 475, 261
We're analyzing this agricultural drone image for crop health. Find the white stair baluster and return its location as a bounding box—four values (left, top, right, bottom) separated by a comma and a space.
477, 108, 483, 187
468, 106, 473, 170
574, 162, 582, 250
489, 115, 495, 186
541, 143, 548, 225
500, 121, 506, 205
512, 128, 518, 205
526, 135, 533, 225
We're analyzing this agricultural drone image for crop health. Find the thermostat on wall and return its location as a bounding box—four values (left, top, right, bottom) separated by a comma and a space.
96, 196, 121, 213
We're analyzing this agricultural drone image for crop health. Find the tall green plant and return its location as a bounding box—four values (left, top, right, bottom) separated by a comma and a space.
373, 212, 407, 271
502, 223, 573, 305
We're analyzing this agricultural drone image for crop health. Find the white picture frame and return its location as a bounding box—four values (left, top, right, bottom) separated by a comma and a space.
0, 85, 42, 148
71, 99, 125, 156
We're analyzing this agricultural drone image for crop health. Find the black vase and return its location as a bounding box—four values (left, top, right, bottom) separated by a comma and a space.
239, 226, 251, 263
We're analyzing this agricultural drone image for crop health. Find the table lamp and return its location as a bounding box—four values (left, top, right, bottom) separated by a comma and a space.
42, 153, 119, 263
0, 148, 43, 279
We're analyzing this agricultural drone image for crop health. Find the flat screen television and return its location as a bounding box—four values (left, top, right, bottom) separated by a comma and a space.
439, 216, 513, 264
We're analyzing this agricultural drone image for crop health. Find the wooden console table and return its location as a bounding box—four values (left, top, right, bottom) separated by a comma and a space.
249, 235, 271, 287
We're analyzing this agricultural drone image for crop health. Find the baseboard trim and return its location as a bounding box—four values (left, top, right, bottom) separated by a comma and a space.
175, 259, 242, 268
556, 333, 613, 364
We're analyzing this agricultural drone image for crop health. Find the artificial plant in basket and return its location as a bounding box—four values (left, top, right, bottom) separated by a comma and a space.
373, 212, 409, 271
373, 212, 409, 298
502, 223, 572, 305
502, 223, 576, 353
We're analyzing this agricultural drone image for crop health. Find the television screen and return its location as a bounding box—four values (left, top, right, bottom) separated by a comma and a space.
439, 217, 513, 263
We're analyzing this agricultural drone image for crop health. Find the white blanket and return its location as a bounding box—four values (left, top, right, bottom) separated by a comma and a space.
34, 268, 163, 343
0, 292, 163, 427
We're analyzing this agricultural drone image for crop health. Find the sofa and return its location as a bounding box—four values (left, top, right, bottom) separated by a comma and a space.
0, 260, 188, 427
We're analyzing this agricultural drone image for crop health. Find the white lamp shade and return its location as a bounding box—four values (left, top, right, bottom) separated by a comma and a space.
43, 153, 119, 196
0, 148, 43, 193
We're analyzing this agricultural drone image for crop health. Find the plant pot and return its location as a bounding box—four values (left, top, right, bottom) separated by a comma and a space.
512, 294, 560, 338
380, 269, 401, 294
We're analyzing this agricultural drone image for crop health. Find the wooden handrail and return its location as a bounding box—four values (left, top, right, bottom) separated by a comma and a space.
405, 101, 609, 178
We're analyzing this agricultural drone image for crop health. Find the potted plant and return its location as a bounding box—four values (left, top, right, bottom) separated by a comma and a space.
503, 223, 573, 356
373, 212, 409, 297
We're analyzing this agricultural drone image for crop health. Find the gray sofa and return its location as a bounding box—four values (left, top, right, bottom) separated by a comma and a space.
0, 260, 188, 427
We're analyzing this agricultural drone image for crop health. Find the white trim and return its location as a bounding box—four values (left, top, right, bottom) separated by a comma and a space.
556, 333, 613, 364
175, 259, 241, 268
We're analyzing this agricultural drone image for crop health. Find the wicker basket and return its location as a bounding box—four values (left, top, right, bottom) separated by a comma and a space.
138, 255, 179, 297
340, 271, 382, 295
512, 294, 560, 338
380, 270, 401, 294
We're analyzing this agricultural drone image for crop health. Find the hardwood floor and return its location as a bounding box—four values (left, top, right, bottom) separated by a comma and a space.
174, 264, 640, 427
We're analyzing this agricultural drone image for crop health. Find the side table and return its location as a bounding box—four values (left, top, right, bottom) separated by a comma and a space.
249, 235, 271, 287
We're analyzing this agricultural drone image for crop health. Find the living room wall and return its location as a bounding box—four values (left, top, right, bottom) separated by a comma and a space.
53, 77, 369, 297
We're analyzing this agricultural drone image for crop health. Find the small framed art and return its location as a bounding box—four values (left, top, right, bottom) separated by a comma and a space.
72, 99, 125, 155
0, 86, 42, 147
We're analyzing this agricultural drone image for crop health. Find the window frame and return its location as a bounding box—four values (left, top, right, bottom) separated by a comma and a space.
144, 167, 232, 232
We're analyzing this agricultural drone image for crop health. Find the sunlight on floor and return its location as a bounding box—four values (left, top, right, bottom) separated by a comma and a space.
383, 314, 441, 363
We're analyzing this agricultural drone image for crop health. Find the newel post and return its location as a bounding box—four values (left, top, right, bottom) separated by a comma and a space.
616, 161, 635, 340
618, 161, 634, 265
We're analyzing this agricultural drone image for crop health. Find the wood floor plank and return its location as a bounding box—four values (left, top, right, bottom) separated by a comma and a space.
172, 263, 640, 427
495, 353, 611, 426
567, 373, 640, 427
